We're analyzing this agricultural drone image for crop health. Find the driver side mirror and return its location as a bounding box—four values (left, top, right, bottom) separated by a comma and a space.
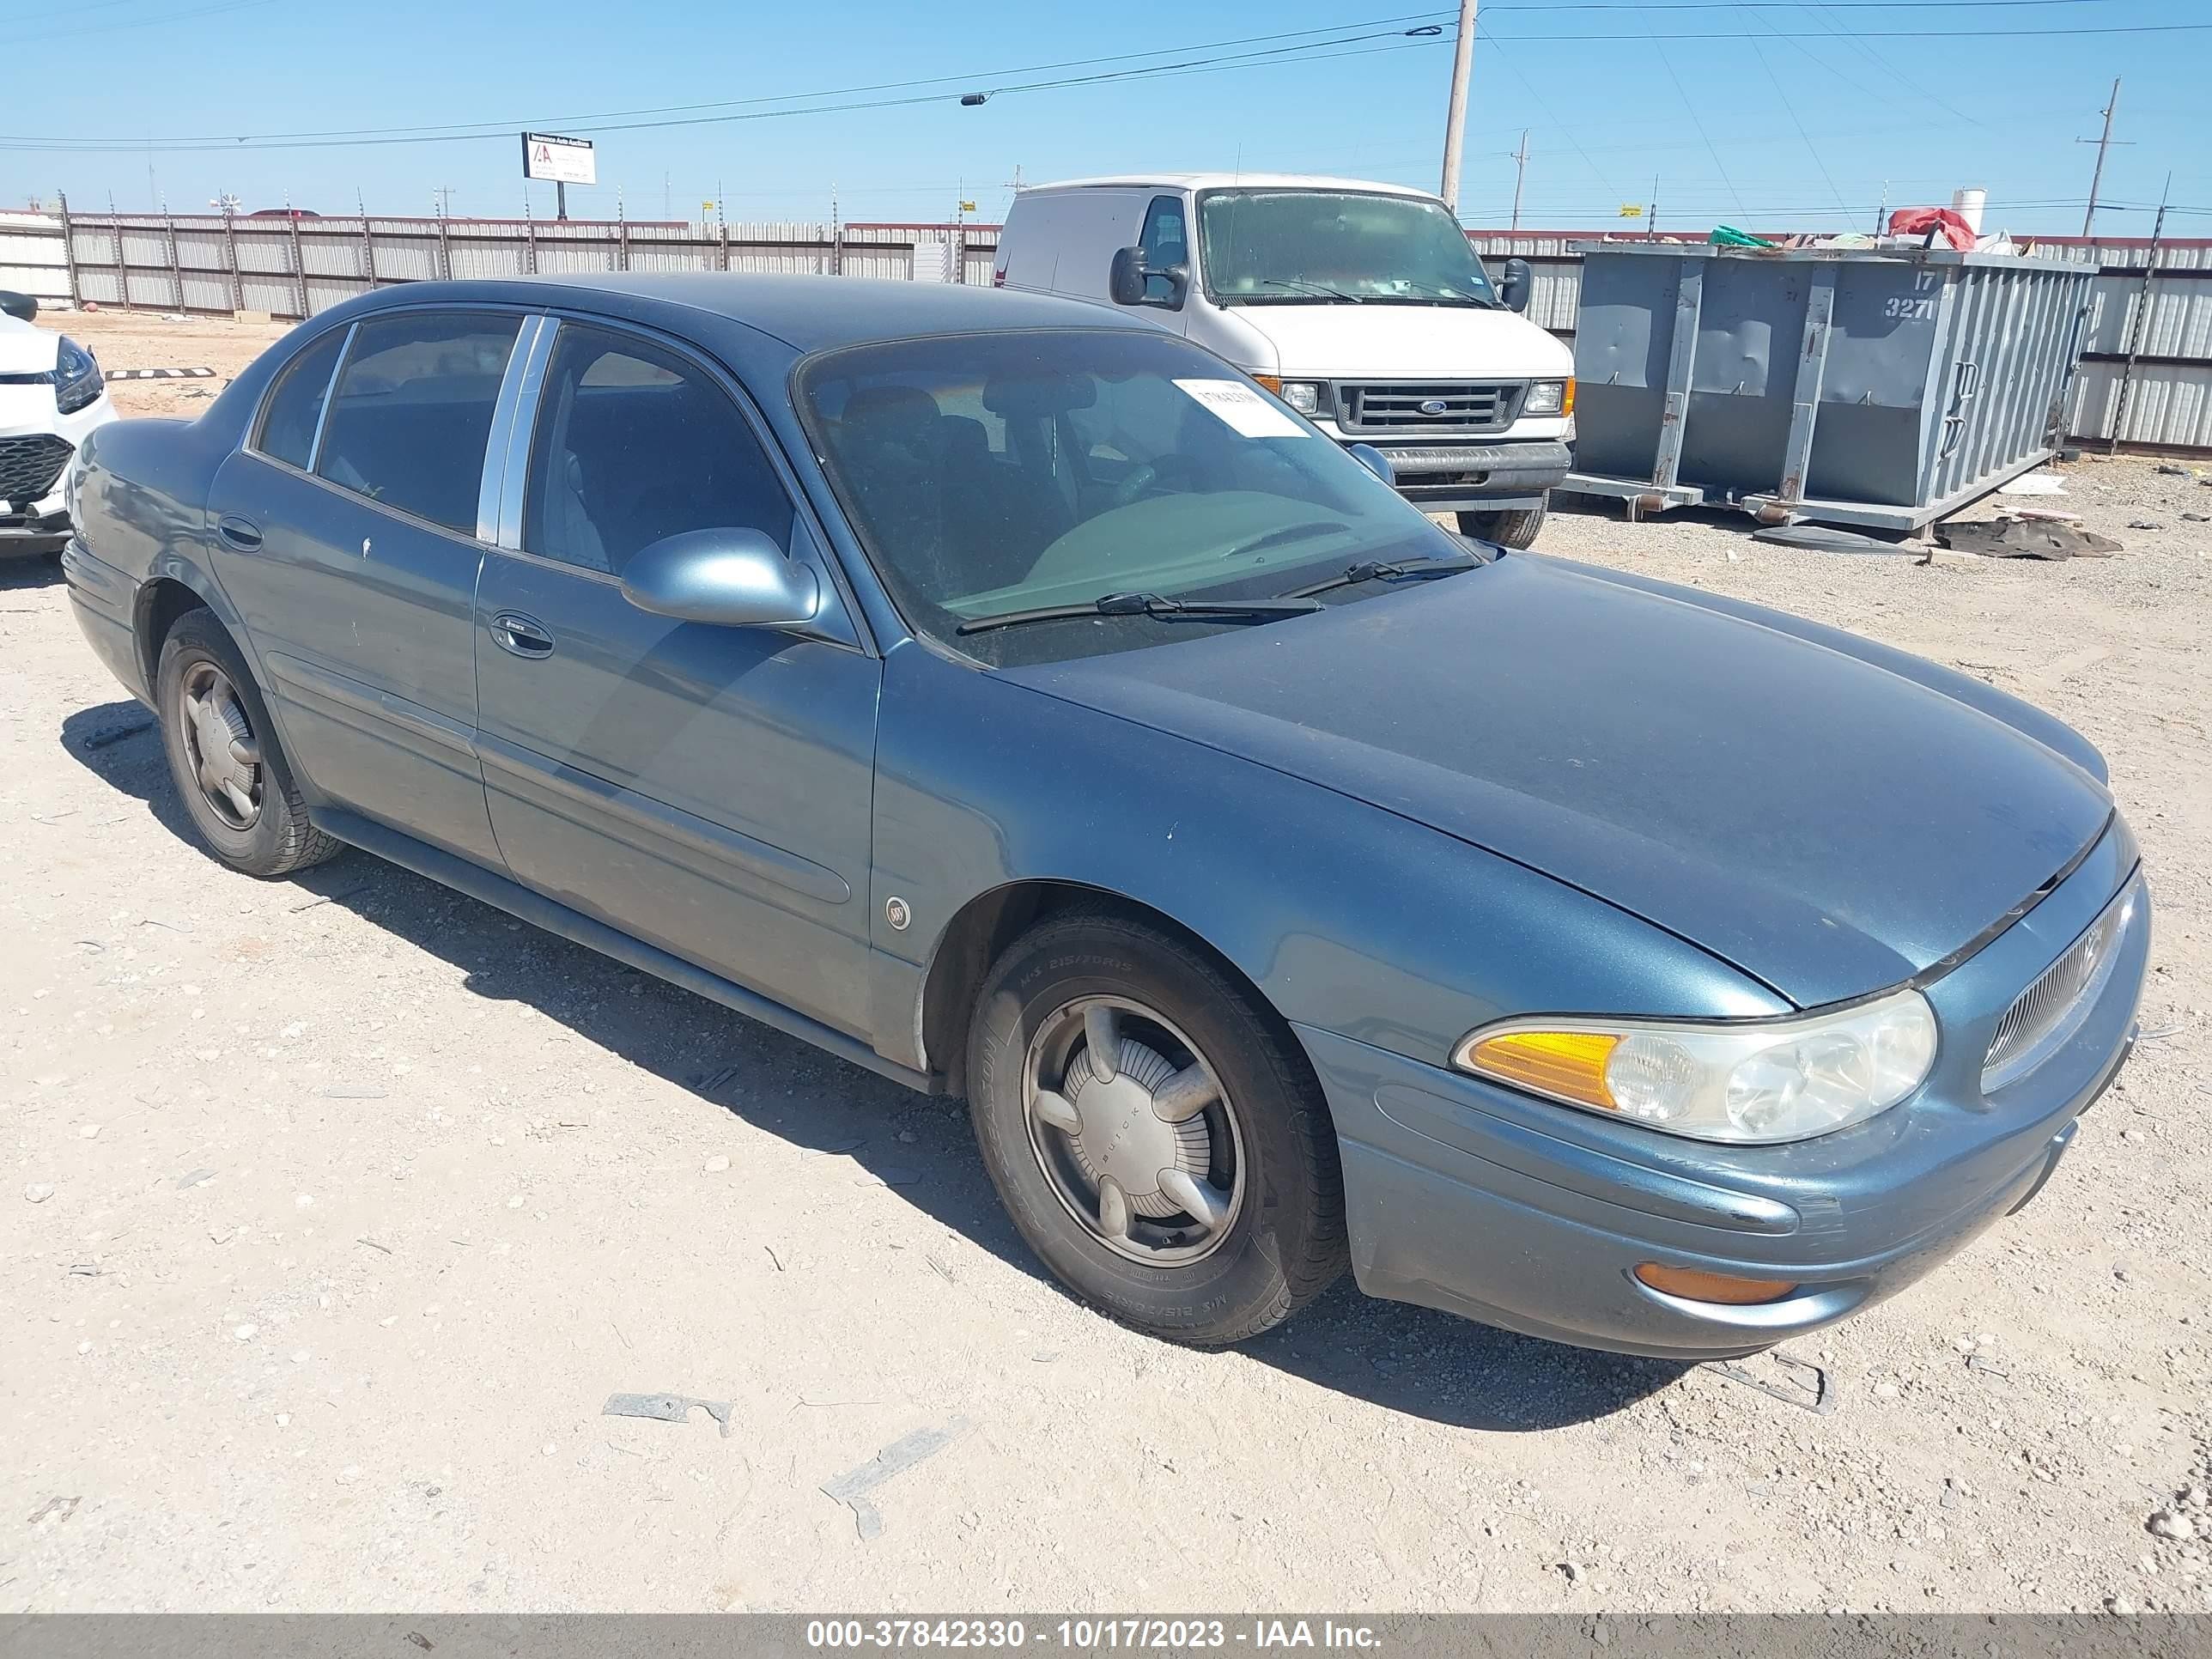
1499, 258, 1533, 315
1109, 246, 1188, 312
619, 528, 819, 629
0, 290, 37, 323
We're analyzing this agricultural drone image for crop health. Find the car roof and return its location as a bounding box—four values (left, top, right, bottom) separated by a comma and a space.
1021, 173, 1439, 200
359, 272, 1154, 354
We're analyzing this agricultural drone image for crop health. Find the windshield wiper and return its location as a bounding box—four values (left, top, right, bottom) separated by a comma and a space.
1224, 521, 1350, 560
1261, 277, 1363, 303
1409, 281, 1499, 307
1281, 551, 1485, 600
955, 591, 1323, 637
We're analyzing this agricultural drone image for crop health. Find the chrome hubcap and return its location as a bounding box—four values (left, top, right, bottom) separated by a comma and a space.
179, 662, 262, 831
1024, 996, 1244, 1266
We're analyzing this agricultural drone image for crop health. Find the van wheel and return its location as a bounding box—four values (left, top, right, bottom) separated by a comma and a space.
155, 611, 340, 878
1457, 501, 1547, 549
965, 910, 1347, 1346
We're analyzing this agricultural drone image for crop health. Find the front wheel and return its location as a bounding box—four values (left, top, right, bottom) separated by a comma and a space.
1457, 500, 1547, 549
965, 911, 1347, 1346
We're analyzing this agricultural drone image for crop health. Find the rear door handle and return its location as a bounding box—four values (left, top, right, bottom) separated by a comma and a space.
490, 611, 555, 659
216, 515, 262, 551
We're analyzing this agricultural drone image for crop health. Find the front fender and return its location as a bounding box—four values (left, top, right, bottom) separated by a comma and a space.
872, 645, 1784, 1074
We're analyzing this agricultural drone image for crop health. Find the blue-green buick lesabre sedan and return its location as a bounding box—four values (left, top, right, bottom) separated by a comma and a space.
63, 275, 2147, 1355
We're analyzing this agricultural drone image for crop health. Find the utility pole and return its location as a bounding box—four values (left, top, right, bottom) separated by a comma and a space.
432, 185, 457, 218
1437, 0, 1479, 213
2109, 171, 2171, 455
2076, 77, 2130, 239
1507, 130, 1529, 232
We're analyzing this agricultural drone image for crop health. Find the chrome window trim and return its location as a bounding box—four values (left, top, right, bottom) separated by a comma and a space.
304, 322, 357, 473
481, 314, 553, 545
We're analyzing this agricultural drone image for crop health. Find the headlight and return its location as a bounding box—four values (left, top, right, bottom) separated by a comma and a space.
1454, 987, 1938, 1145
1278, 380, 1322, 416
52, 337, 104, 416
1523, 379, 1571, 417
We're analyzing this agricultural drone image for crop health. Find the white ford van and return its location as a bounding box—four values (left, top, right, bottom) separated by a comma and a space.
992, 173, 1575, 546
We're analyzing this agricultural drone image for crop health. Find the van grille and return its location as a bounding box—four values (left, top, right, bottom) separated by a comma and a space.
0, 434, 73, 507
1337, 381, 1522, 434
1982, 876, 2140, 1093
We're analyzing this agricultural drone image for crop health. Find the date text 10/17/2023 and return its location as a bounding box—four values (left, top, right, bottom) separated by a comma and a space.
805, 1620, 1384, 1650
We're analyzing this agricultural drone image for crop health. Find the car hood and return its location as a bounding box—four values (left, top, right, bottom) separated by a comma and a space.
0, 313, 58, 376
1229, 300, 1572, 380
1005, 555, 2112, 1008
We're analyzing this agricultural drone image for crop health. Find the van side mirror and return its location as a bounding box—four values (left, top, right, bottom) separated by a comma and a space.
0, 291, 37, 322
1499, 258, 1533, 314
1109, 246, 1188, 312
619, 528, 819, 629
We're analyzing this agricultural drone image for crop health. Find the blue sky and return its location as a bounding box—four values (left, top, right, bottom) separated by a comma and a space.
4, 0, 2207, 235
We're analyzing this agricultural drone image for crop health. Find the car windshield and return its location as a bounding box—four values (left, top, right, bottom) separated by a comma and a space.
799, 329, 1470, 662
1198, 188, 1498, 306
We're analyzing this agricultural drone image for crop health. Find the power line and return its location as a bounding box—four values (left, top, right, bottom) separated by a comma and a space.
1745, 37, 1853, 218
0, 13, 1455, 140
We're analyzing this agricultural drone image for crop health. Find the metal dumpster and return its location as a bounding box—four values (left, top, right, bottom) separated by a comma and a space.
1563, 244, 2099, 532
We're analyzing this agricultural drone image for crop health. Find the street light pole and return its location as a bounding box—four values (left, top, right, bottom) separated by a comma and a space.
1438, 0, 1479, 213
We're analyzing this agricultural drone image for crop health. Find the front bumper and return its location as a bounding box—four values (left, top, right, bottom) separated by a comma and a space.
1303, 820, 2149, 1359
1, 384, 115, 556
1341, 437, 1573, 512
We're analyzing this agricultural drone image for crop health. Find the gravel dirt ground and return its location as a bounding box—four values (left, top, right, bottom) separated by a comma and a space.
4, 310, 2209, 1614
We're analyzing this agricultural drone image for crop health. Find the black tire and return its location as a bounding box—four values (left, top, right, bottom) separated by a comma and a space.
965, 909, 1347, 1346
155, 609, 340, 878
1457, 501, 1547, 549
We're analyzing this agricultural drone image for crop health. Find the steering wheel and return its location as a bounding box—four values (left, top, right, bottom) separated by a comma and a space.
1108, 463, 1160, 510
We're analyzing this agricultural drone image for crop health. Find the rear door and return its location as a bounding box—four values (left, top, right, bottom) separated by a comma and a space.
207, 308, 525, 867
471, 318, 880, 1037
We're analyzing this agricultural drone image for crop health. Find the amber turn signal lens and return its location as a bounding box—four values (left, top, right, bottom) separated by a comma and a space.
1251, 374, 1283, 393
1632, 1263, 1800, 1305
1465, 1030, 1619, 1109
1561, 377, 1577, 417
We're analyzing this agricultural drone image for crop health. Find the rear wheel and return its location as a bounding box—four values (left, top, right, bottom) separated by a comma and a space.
155, 610, 339, 878
965, 910, 1347, 1346
1457, 500, 1547, 549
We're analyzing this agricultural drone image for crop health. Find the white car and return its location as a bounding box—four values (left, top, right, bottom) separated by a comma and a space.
1, 292, 115, 558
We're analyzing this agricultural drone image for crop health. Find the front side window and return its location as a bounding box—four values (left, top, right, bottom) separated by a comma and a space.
520, 323, 794, 577
801, 329, 1463, 662
314, 312, 522, 533
254, 327, 346, 471
1137, 195, 1188, 304
1198, 189, 1498, 307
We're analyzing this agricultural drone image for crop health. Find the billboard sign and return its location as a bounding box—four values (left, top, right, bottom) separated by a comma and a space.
522, 132, 597, 186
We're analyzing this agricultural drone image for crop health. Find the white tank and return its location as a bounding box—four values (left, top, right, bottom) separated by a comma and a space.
1950, 188, 1987, 235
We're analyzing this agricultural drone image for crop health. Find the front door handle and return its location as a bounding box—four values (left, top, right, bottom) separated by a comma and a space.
216, 515, 262, 551
489, 611, 555, 659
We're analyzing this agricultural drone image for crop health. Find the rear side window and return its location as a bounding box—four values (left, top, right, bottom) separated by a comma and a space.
314, 312, 521, 533
254, 328, 346, 470
521, 322, 793, 577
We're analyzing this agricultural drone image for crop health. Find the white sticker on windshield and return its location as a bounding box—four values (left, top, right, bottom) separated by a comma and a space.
1173, 379, 1309, 439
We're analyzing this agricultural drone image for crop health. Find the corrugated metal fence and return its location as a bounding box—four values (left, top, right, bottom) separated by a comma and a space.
39, 210, 1000, 318
7, 207, 2204, 454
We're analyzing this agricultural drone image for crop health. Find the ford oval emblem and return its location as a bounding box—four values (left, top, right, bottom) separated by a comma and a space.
1418, 398, 1449, 416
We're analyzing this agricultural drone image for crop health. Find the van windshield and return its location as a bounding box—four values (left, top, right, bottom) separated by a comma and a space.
1198, 188, 1498, 307
799, 329, 1470, 663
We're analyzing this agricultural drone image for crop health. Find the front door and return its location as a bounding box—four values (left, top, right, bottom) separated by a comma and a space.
207, 308, 523, 868
471, 319, 879, 1037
